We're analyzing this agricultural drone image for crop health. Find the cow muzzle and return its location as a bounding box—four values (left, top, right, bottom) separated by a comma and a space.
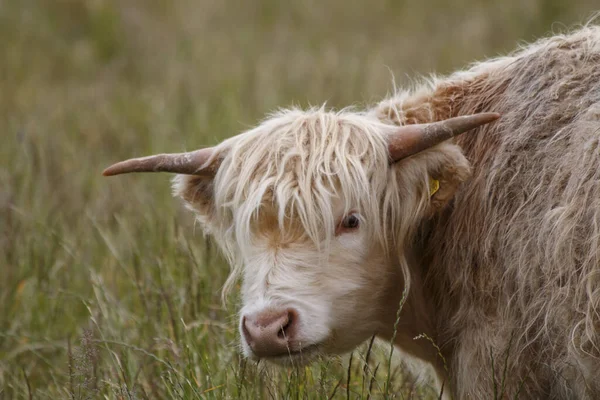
241, 307, 320, 360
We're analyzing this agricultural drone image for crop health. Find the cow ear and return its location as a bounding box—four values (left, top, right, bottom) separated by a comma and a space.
394, 142, 472, 217
426, 147, 471, 216
172, 174, 215, 224
422, 143, 471, 216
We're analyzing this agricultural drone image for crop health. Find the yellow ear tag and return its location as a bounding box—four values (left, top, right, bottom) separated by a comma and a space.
429, 177, 440, 197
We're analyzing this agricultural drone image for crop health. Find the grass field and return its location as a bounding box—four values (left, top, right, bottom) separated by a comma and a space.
1, 1, 598, 398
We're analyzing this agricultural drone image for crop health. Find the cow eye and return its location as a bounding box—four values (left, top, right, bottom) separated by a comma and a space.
342, 213, 360, 229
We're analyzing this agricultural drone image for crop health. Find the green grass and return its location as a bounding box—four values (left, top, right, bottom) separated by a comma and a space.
1, 0, 597, 398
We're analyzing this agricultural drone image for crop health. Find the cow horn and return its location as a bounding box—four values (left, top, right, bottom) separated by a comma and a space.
102, 147, 219, 176
388, 112, 500, 162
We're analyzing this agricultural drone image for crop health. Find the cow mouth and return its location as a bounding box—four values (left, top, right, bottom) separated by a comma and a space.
259, 342, 322, 365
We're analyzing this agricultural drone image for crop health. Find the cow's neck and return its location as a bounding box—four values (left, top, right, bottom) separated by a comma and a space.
375, 255, 449, 393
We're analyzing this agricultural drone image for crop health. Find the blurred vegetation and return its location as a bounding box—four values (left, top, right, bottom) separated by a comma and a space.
1, 0, 598, 398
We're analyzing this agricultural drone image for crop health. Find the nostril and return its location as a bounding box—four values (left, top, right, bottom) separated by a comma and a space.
277, 312, 292, 339
277, 308, 298, 339
277, 326, 287, 339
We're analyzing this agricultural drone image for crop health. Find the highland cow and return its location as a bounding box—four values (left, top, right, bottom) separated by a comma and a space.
104, 25, 600, 398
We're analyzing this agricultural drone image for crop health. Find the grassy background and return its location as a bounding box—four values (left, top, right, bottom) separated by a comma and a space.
1, 0, 598, 398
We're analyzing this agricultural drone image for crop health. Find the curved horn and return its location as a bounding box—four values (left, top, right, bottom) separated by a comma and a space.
102, 147, 218, 176
388, 112, 500, 162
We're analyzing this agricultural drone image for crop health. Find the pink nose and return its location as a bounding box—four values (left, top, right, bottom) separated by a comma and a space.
242, 308, 298, 358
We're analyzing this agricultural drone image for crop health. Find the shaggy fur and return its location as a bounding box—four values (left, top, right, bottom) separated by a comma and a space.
173, 25, 600, 398
374, 25, 600, 398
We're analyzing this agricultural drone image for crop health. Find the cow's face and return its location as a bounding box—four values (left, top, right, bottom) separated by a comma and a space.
104, 108, 492, 364
170, 110, 479, 364
232, 197, 398, 364
173, 111, 402, 364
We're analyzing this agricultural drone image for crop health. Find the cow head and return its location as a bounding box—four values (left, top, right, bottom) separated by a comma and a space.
103, 108, 498, 365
